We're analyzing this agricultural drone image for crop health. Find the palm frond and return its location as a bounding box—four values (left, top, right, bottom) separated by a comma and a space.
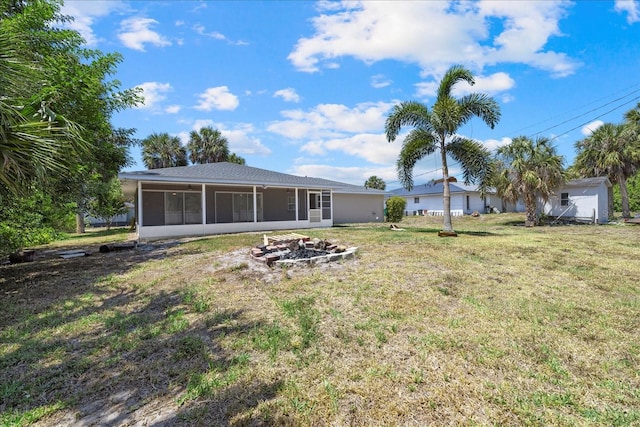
384, 101, 431, 142
437, 65, 474, 101
396, 128, 437, 190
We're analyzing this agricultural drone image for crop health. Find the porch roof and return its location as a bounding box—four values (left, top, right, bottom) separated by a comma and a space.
119, 162, 387, 197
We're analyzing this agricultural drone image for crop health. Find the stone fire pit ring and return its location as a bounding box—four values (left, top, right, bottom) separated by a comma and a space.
250, 233, 358, 267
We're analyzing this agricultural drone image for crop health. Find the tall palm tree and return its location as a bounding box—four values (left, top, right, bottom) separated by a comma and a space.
0, 26, 85, 192
141, 133, 187, 169
385, 65, 500, 235
574, 117, 640, 219
187, 126, 230, 164
495, 136, 565, 226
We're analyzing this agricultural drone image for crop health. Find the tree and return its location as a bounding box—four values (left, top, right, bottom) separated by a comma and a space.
574, 114, 640, 218
613, 172, 640, 213
227, 152, 246, 165
142, 133, 187, 169
494, 136, 565, 226
87, 177, 127, 230
364, 175, 386, 190
385, 65, 500, 235
0, 0, 140, 235
385, 196, 406, 222
187, 127, 230, 164
0, 7, 86, 192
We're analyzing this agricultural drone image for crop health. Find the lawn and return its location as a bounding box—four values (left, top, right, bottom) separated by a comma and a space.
1, 214, 639, 426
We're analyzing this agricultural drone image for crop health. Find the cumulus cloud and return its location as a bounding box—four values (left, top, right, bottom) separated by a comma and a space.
615, 0, 640, 23
194, 86, 239, 111
289, 164, 397, 186
483, 137, 513, 151
267, 101, 395, 140
274, 88, 301, 103
118, 17, 171, 51
61, 1, 127, 46
415, 71, 516, 99
186, 121, 271, 156
582, 120, 604, 136
288, 1, 579, 78
301, 133, 400, 165
135, 82, 172, 109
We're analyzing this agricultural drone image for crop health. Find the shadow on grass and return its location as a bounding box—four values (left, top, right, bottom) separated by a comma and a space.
0, 286, 280, 425
0, 237, 282, 425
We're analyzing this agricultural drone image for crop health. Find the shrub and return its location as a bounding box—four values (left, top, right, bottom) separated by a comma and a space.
386, 196, 406, 222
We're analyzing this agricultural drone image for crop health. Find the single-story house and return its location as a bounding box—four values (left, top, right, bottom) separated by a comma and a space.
387, 181, 500, 216
540, 176, 611, 224
119, 162, 386, 240
85, 202, 135, 227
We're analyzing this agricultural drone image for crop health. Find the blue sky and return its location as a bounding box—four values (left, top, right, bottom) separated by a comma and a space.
62, 0, 640, 188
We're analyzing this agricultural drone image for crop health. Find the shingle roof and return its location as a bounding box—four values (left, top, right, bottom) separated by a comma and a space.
564, 176, 611, 188
119, 162, 387, 195
388, 181, 486, 197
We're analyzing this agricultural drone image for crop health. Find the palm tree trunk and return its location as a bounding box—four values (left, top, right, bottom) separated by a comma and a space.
524, 192, 537, 227
619, 174, 631, 218
440, 144, 454, 233
75, 212, 86, 234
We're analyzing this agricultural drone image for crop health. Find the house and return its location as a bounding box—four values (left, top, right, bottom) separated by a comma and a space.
387, 181, 499, 216
85, 202, 135, 227
541, 176, 611, 224
118, 162, 386, 240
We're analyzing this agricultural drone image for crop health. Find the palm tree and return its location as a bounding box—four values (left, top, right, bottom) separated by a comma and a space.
227, 152, 246, 165
574, 116, 640, 219
385, 65, 500, 235
364, 175, 386, 190
0, 27, 85, 192
141, 133, 187, 169
495, 136, 565, 226
187, 126, 230, 164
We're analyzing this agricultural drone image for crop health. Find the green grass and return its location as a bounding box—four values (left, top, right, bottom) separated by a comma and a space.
1, 214, 639, 425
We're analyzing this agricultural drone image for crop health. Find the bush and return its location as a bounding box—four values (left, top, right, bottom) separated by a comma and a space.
386, 196, 406, 222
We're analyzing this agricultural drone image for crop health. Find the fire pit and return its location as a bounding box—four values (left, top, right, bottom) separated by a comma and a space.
250, 233, 357, 267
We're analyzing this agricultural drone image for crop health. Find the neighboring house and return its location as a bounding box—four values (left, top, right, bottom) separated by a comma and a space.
85, 202, 135, 227
119, 163, 385, 240
388, 181, 499, 216
541, 176, 611, 224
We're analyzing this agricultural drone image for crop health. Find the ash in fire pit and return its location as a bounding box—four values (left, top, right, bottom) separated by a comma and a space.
250, 233, 357, 267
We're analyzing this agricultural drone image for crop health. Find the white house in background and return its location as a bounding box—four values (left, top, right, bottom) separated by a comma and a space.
388, 181, 500, 216
119, 162, 386, 240
541, 176, 611, 224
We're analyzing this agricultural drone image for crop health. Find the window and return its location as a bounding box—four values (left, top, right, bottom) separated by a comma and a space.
414, 197, 420, 204
232, 193, 263, 222
166, 191, 202, 225
561, 192, 569, 206
287, 195, 296, 211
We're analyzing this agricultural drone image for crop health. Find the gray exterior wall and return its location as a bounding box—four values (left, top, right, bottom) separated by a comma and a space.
333, 193, 384, 224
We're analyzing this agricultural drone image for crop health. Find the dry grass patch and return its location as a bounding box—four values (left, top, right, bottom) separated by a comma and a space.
1, 214, 639, 425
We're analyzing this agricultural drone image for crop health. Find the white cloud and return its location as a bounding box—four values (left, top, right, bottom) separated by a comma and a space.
220, 124, 272, 156
135, 82, 172, 109
289, 164, 396, 186
193, 24, 226, 40
416, 71, 516, 99
194, 86, 239, 111
581, 120, 604, 136
288, 1, 579, 78
186, 121, 271, 156
371, 74, 392, 89
483, 137, 512, 151
267, 101, 395, 140
615, 0, 640, 23
274, 88, 301, 103
118, 17, 171, 51
61, 1, 127, 46
301, 133, 400, 165
165, 105, 181, 114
